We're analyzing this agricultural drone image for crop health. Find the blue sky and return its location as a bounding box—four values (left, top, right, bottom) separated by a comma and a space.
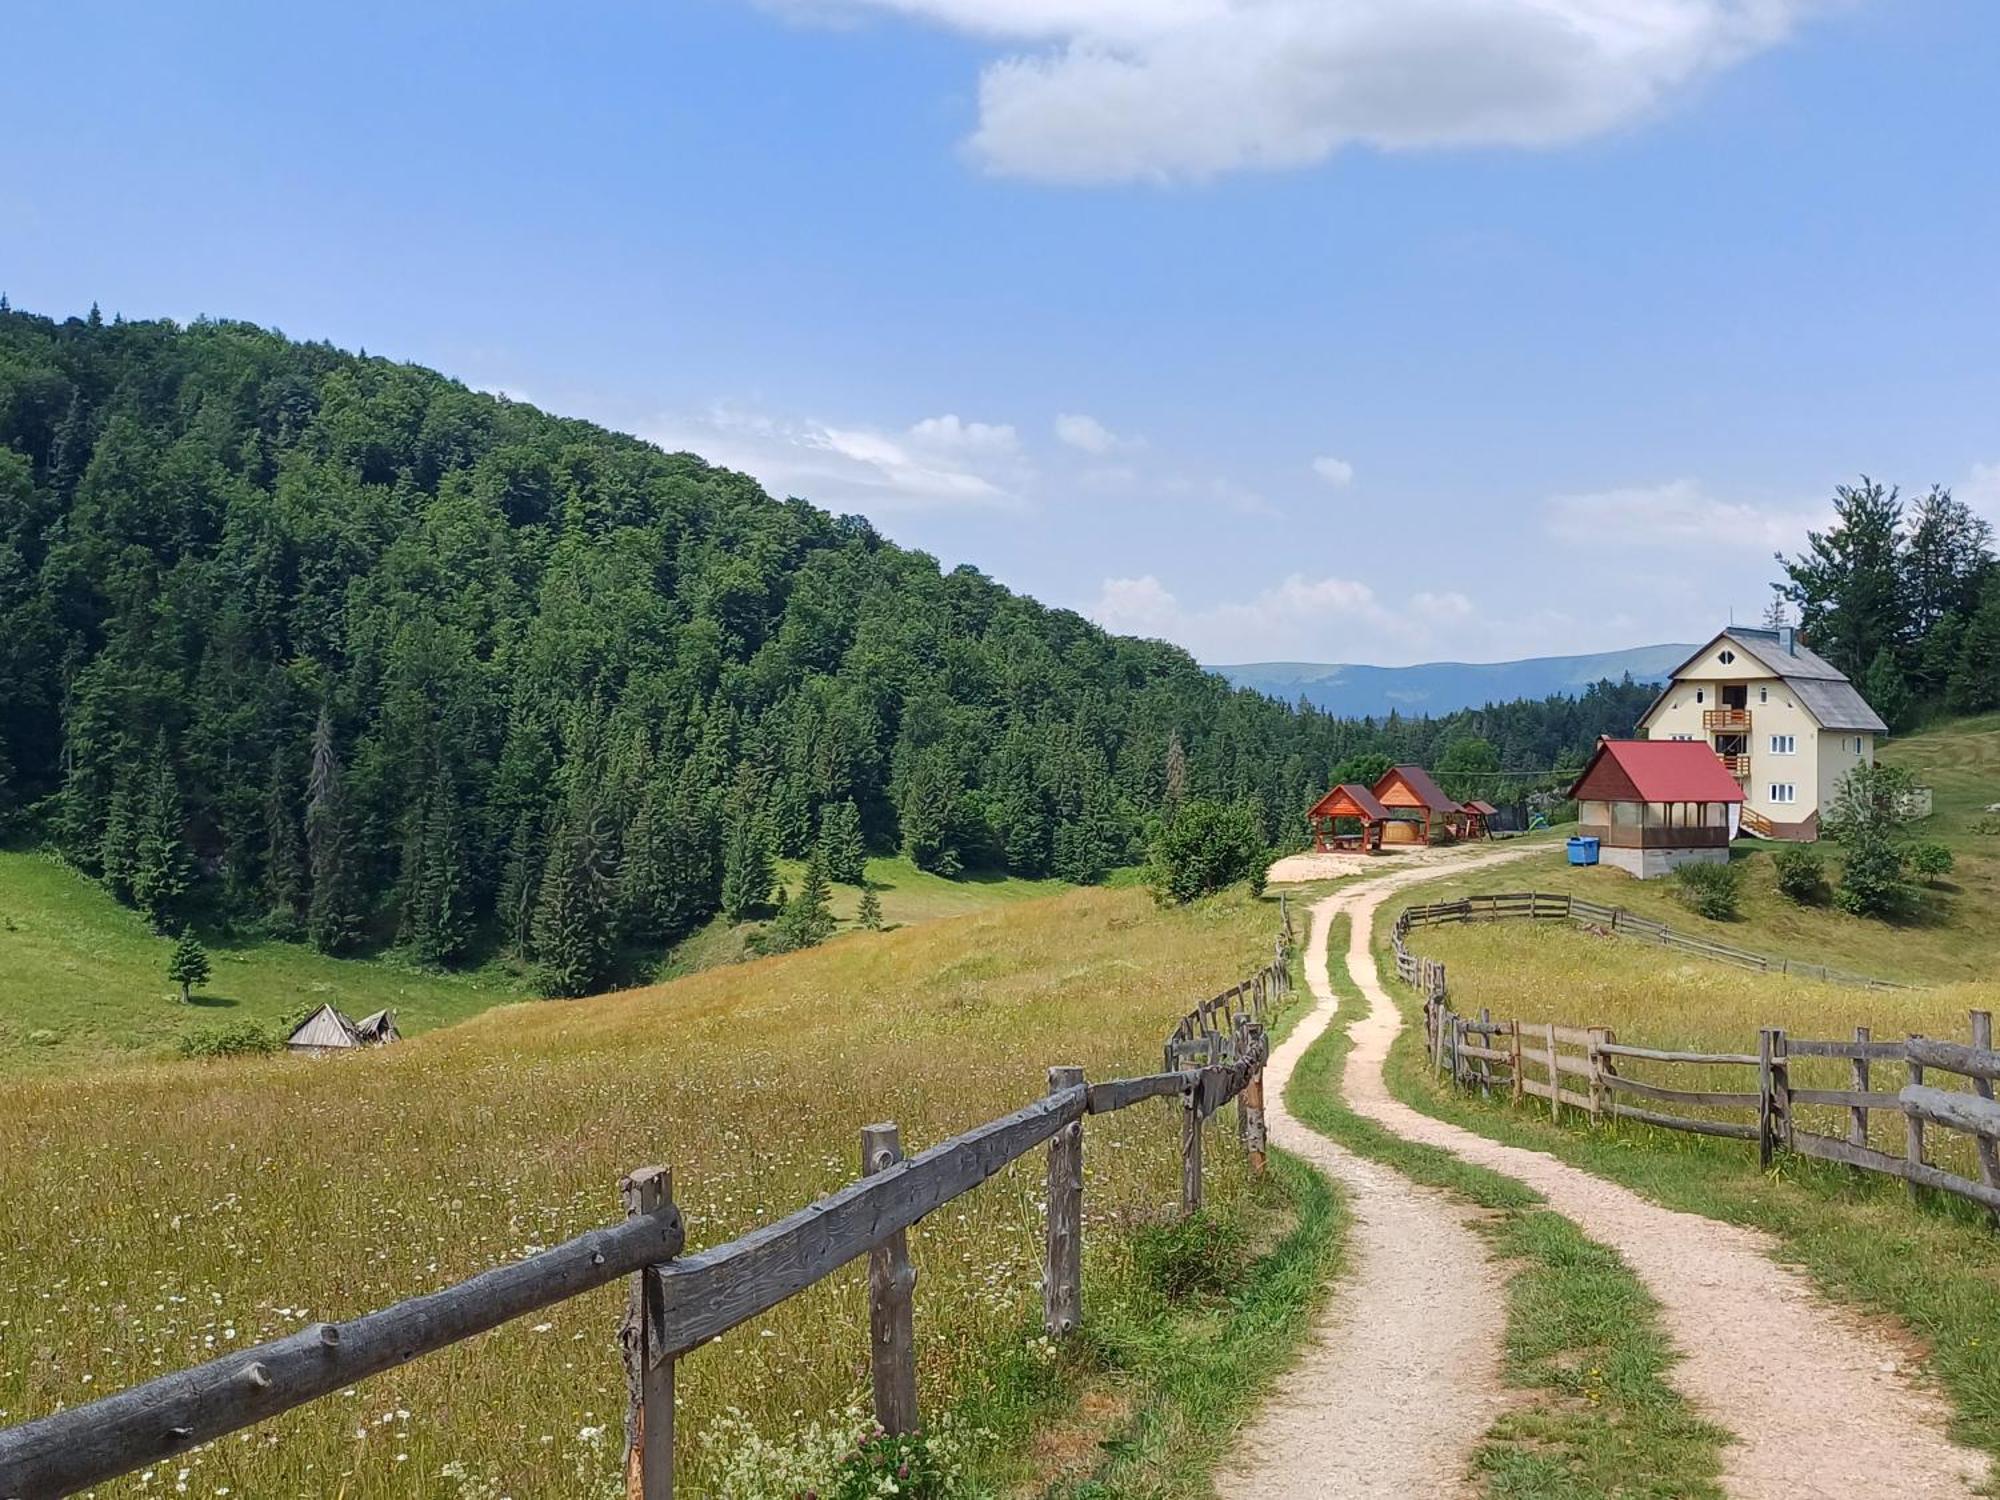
5, 0, 1996, 666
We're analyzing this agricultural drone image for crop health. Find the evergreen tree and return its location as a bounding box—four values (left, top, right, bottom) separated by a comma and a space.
899, 748, 962, 875
531, 800, 615, 997
857, 882, 884, 930
131, 739, 190, 930
166, 927, 210, 1003
399, 769, 473, 964
98, 765, 140, 900
1948, 579, 2000, 714
1861, 647, 1912, 734
262, 749, 307, 934
720, 802, 775, 923
816, 797, 867, 884
1163, 731, 1188, 815
617, 784, 671, 941
1774, 478, 1906, 678
498, 808, 544, 957
768, 849, 835, 952
305, 709, 364, 953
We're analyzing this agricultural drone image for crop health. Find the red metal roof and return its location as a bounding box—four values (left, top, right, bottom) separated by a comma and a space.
1570, 739, 1745, 804
1309, 782, 1392, 821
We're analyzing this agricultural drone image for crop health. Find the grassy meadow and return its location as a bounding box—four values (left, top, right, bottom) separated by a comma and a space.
1, 883, 1297, 1498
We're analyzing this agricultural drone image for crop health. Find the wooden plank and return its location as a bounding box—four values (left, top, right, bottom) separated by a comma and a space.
1546, 1023, 1562, 1125
1458, 1042, 1513, 1063
1550, 1025, 1597, 1048
1969, 1013, 2000, 1214
621, 1168, 675, 1500
1902, 1084, 2000, 1143
1758, 1027, 1776, 1170
1604, 1075, 1760, 1109
1785, 1038, 1908, 1060
1552, 1053, 1596, 1080
1849, 1025, 1872, 1151
1086, 1072, 1184, 1113
1242, 1028, 1268, 1176
1906, 1043, 1928, 1205
1181, 1078, 1203, 1217
1791, 1128, 1907, 1174
1043, 1069, 1085, 1338
1599, 1042, 1760, 1066
861, 1124, 919, 1435
1788, 1087, 1903, 1111
1906, 1036, 2000, 1081
1556, 1085, 1595, 1113
1521, 1078, 1556, 1103
1610, 1103, 1760, 1141
0, 1177, 689, 1500
651, 1087, 1083, 1358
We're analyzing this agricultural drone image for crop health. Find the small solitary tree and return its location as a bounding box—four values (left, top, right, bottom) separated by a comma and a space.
857, 883, 884, 930
1910, 842, 1955, 886
167, 927, 210, 1004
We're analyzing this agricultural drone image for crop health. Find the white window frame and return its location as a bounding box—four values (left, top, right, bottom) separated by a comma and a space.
1670, 733, 1695, 741
1759, 686, 1768, 704
1695, 688, 1705, 704
1769, 734, 1796, 755
1769, 782, 1797, 805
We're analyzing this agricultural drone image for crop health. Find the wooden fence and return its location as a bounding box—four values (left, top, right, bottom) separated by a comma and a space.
1393, 897, 2000, 1222
0, 926, 1293, 1500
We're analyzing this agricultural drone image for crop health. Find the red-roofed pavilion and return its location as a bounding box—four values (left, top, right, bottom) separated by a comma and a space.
1568, 739, 1744, 879
1307, 782, 1390, 853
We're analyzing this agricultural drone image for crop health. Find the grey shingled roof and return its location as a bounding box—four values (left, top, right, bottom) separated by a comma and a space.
1644, 628, 1889, 735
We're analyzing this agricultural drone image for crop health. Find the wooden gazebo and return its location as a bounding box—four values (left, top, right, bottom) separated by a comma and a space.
1307, 782, 1391, 853
1371, 765, 1459, 846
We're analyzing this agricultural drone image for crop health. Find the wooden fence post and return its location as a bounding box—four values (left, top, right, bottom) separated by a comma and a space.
1510, 1020, 1524, 1106
1771, 1028, 1792, 1153
1180, 1078, 1204, 1218
1757, 1028, 1777, 1170
619, 1167, 675, 1500
1545, 1022, 1561, 1125
1849, 1025, 1872, 1150
1587, 1027, 1610, 1122
1476, 1008, 1494, 1099
860, 1124, 919, 1434
1242, 1023, 1268, 1176
1905, 1040, 1927, 1206
1970, 1013, 2000, 1222
1044, 1068, 1085, 1338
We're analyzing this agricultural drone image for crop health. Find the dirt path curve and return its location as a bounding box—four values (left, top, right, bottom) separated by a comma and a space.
1318, 856, 1988, 1500
1214, 868, 1514, 1499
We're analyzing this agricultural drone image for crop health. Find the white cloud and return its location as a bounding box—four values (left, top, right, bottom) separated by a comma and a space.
1543, 478, 1824, 553
783, 0, 1826, 183
1409, 589, 1475, 623
647, 402, 1028, 513
1054, 411, 1132, 453
1311, 455, 1355, 488
1088, 570, 1395, 659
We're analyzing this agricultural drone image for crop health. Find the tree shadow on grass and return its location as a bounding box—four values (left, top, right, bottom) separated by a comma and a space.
186, 992, 239, 1009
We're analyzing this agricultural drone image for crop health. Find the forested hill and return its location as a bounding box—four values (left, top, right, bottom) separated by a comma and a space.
0, 307, 1646, 993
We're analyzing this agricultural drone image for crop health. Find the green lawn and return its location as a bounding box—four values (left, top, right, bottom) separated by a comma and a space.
0, 849, 526, 1072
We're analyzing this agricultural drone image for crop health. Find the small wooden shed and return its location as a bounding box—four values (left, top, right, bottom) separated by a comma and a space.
1453, 799, 1498, 840
1371, 765, 1459, 846
1307, 782, 1391, 853
286, 1003, 399, 1056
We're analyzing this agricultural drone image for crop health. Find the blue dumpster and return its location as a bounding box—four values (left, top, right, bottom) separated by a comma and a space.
1567, 836, 1600, 866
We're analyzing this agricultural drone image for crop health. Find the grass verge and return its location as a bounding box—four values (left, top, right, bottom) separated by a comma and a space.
1371, 910, 2000, 1481
1289, 916, 1728, 1498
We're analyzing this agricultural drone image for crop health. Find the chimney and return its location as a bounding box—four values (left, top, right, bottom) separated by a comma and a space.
1778, 625, 1796, 656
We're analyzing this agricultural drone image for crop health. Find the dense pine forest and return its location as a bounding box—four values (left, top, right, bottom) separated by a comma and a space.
0, 306, 1654, 992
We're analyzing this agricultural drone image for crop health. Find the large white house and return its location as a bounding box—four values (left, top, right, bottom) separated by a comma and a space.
1637, 626, 1888, 841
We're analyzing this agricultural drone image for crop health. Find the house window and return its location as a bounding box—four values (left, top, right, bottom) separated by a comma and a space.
1670, 733, 1695, 741
1770, 783, 1797, 804
1759, 687, 1768, 703
1696, 689, 1705, 703
1719, 650, 1736, 664
1769, 734, 1796, 754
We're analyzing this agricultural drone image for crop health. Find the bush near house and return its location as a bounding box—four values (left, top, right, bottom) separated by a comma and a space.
1673, 860, 1743, 921
1146, 799, 1267, 905
1772, 844, 1830, 906
1911, 842, 1956, 885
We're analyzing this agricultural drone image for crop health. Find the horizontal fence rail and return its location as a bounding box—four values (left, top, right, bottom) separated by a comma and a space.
1393, 899, 2000, 1227
0, 917, 1295, 1500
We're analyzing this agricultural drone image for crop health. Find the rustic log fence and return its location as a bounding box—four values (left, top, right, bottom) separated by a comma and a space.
0, 924, 1294, 1500
1392, 895, 2000, 1222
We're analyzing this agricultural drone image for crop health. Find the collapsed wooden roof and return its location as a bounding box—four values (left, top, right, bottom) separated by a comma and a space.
286, 1003, 361, 1050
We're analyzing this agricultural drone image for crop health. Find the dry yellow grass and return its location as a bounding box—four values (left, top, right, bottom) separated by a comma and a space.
1, 885, 1282, 1498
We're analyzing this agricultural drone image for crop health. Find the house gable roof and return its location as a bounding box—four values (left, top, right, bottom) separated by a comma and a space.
1309, 782, 1391, 821
286, 1003, 361, 1049
1372, 764, 1457, 813
1570, 739, 1745, 805
1641, 628, 1889, 734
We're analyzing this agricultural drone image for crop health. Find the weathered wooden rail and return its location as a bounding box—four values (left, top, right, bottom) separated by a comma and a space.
0, 924, 1293, 1500
1394, 898, 2000, 1223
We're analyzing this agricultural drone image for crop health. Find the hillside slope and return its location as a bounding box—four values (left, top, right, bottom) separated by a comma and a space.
0, 883, 1289, 1497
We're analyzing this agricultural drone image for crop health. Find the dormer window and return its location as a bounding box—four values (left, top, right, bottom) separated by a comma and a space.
1719, 650, 1736, 664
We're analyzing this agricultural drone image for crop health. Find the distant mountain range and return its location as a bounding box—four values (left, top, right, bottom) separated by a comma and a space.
1211, 644, 1696, 720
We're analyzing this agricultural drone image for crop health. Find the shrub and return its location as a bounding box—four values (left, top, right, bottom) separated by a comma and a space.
1771, 844, 1829, 905
1145, 799, 1266, 905
176, 1020, 279, 1059
1836, 838, 1910, 918
1910, 842, 1955, 885
1131, 1208, 1249, 1304
1672, 860, 1742, 920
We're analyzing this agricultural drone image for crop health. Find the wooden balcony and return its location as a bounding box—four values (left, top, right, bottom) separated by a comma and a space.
1717, 752, 1751, 780
1576, 823, 1732, 851
1703, 708, 1752, 733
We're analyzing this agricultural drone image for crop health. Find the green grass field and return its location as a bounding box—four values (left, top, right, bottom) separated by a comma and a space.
0, 881, 1315, 1498
0, 850, 1073, 1072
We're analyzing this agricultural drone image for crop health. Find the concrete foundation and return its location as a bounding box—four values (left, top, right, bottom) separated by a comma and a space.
1598, 844, 1731, 881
